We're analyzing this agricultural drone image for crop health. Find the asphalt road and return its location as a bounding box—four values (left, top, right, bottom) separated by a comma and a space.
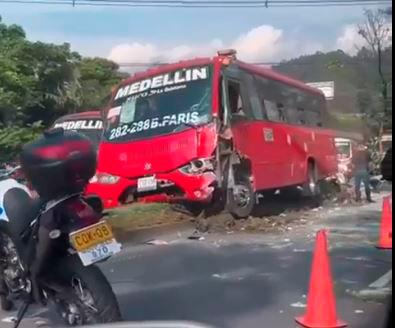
1, 193, 392, 328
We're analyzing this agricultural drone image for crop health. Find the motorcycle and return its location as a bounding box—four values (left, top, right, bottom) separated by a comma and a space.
0, 129, 122, 328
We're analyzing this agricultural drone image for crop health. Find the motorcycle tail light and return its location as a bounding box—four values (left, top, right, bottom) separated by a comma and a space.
66, 198, 101, 228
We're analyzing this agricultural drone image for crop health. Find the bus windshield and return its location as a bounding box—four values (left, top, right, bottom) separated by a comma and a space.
104, 65, 213, 143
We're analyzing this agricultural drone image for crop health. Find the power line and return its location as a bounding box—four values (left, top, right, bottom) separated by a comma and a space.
63, 0, 395, 3
116, 59, 388, 67
0, 0, 392, 7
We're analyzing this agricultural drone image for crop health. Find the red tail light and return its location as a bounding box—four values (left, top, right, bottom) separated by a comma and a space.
66, 198, 101, 228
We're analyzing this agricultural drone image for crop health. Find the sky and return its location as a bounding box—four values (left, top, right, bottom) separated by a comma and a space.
0, 1, 392, 66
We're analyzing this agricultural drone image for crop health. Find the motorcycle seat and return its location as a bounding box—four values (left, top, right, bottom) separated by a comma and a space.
3, 188, 42, 237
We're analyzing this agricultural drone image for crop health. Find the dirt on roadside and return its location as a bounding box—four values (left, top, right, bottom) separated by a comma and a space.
193, 185, 364, 234
106, 182, 363, 236
193, 202, 314, 234
106, 203, 189, 235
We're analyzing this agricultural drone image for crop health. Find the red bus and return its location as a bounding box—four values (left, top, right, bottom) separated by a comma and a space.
52, 111, 103, 147
87, 50, 338, 217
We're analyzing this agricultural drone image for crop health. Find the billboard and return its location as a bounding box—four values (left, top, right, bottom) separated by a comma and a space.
306, 81, 335, 100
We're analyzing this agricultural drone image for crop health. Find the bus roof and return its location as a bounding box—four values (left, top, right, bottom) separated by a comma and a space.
117, 55, 324, 98
119, 57, 214, 88
237, 61, 325, 97
55, 111, 102, 122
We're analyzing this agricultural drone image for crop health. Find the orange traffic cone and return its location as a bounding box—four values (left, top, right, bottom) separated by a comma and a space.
295, 230, 347, 328
377, 196, 392, 249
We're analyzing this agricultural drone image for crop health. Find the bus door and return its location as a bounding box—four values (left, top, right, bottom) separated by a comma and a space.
221, 67, 255, 176
251, 75, 294, 189
222, 67, 292, 191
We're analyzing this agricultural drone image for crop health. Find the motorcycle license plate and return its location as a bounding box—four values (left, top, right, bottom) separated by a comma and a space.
69, 221, 122, 266
137, 176, 157, 192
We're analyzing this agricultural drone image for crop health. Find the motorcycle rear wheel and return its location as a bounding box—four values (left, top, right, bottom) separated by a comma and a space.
52, 256, 122, 326
0, 226, 23, 312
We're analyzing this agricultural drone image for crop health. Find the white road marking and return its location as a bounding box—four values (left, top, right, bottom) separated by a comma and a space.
369, 270, 393, 289
352, 270, 393, 299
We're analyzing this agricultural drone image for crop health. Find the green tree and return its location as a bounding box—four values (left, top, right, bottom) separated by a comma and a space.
0, 17, 128, 162
0, 16, 83, 126
358, 9, 393, 135
78, 57, 127, 109
0, 16, 36, 125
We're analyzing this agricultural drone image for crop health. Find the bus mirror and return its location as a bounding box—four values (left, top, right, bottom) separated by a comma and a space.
217, 49, 237, 58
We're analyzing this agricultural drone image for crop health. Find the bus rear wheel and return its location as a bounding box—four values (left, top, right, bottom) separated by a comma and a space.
303, 163, 321, 198
228, 176, 255, 219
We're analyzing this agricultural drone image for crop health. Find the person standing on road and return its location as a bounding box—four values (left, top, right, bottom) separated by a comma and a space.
352, 143, 373, 203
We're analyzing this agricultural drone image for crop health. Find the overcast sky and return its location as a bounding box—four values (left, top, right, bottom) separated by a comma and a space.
0, 2, 391, 65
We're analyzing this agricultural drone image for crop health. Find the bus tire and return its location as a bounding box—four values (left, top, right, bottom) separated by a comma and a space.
228, 175, 255, 219
303, 162, 321, 198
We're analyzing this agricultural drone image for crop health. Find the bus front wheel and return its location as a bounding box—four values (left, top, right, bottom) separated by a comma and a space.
227, 176, 255, 219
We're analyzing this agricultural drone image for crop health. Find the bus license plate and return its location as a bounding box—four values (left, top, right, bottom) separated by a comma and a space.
69, 221, 122, 266
137, 176, 157, 192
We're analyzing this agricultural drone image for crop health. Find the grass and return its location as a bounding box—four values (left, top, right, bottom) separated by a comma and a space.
106, 203, 187, 233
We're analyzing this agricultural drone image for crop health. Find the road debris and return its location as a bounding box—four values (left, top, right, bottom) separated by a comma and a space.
35, 320, 50, 327
144, 239, 170, 246
188, 235, 206, 241
290, 302, 307, 308
212, 274, 223, 279
191, 191, 357, 234
188, 230, 206, 241
293, 248, 308, 253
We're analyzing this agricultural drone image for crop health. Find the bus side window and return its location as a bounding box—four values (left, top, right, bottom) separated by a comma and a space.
265, 100, 283, 122
228, 81, 241, 113
227, 80, 248, 121
285, 107, 300, 125
277, 103, 286, 122
304, 96, 324, 127
297, 108, 306, 125
307, 110, 323, 127
255, 75, 286, 123
243, 72, 266, 120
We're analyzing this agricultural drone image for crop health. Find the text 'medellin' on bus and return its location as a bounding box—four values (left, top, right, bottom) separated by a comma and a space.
87, 50, 338, 218
52, 111, 104, 148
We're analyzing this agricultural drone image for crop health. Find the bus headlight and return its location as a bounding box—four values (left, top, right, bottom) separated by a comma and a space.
179, 158, 215, 175
91, 173, 120, 185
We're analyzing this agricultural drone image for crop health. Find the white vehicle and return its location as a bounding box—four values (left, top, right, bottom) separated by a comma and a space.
0, 167, 30, 310
0, 167, 30, 223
